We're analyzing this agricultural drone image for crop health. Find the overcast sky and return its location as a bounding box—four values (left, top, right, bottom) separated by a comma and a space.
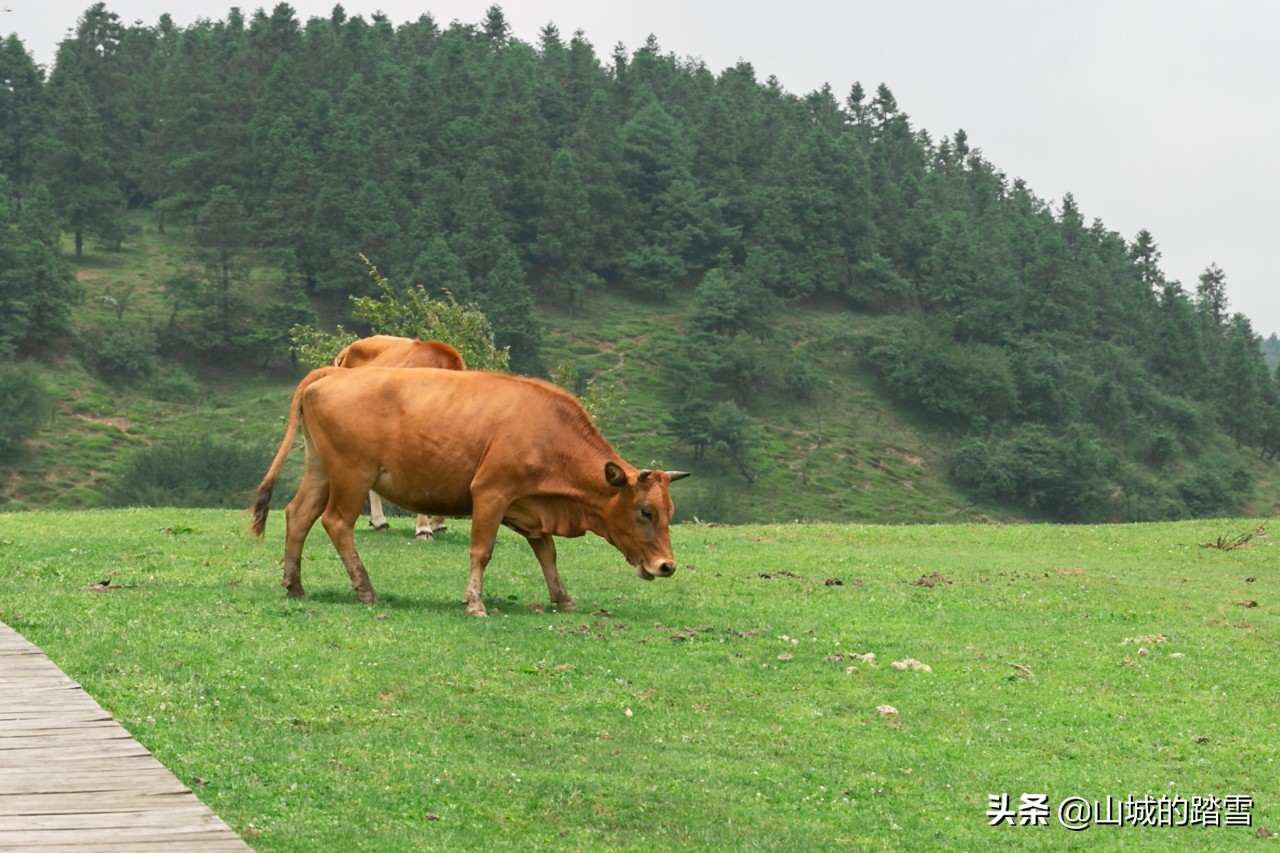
7, 1, 1278, 336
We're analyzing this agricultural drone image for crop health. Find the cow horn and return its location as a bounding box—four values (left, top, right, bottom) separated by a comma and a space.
667, 471, 691, 482
638, 469, 652, 482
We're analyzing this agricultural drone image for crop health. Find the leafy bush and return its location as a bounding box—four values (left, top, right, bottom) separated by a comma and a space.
950, 425, 1118, 522
1174, 465, 1252, 518
1008, 339, 1081, 423
83, 322, 158, 385
291, 256, 510, 372
1140, 430, 1180, 467
847, 253, 912, 311
146, 364, 204, 404
1148, 391, 1208, 447
863, 319, 1016, 427
949, 438, 1014, 500
783, 358, 822, 400
0, 364, 53, 462
109, 436, 274, 508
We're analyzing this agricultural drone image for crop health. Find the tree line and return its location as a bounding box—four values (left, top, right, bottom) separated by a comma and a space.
2, 2, 1277, 520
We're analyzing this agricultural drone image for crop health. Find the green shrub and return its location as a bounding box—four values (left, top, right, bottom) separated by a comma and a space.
1141, 430, 1180, 467
863, 319, 1016, 427
0, 364, 52, 462
950, 425, 1118, 522
783, 358, 822, 400
146, 364, 204, 403
109, 436, 274, 508
1174, 465, 1252, 518
84, 322, 158, 385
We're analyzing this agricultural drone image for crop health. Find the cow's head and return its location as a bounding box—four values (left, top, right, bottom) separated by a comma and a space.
603, 461, 689, 581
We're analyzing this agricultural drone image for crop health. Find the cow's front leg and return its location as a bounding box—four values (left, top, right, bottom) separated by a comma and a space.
321, 503, 378, 603
527, 536, 575, 612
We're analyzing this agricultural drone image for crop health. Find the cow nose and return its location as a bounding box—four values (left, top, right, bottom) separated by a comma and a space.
658, 562, 676, 577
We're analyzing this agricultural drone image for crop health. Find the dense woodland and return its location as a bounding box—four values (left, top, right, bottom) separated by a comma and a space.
2, 2, 1279, 522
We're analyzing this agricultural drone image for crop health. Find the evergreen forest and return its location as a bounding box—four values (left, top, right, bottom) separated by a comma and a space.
2, 2, 1279, 523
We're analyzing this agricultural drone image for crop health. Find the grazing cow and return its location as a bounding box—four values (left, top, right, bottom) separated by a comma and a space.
251, 366, 689, 616
332, 335, 465, 540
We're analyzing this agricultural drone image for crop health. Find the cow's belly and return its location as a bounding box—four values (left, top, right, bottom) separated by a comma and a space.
372, 473, 474, 517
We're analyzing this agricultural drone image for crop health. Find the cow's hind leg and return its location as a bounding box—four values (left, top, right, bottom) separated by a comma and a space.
463, 501, 507, 617
282, 474, 328, 600
368, 492, 391, 530
527, 536, 575, 612
321, 491, 379, 604
414, 514, 447, 540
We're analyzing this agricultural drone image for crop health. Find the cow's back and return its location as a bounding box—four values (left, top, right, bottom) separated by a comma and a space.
334, 335, 464, 371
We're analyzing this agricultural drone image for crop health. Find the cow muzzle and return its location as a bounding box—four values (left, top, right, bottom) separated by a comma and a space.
636, 561, 677, 581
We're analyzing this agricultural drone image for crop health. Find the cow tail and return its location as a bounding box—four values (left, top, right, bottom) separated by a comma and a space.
250, 367, 338, 537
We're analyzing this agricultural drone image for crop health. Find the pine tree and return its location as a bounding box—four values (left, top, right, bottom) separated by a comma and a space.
39, 66, 121, 259
478, 250, 542, 374
0, 36, 46, 202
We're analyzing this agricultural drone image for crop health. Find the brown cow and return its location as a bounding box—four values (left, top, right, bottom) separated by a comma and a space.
332, 335, 465, 540
251, 366, 688, 616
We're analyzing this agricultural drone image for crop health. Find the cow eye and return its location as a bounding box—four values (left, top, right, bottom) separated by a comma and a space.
640, 506, 653, 520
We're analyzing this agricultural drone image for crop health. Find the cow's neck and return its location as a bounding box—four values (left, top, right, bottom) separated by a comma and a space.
506, 491, 609, 540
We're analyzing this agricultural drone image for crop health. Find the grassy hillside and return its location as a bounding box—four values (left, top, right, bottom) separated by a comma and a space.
4, 217, 1279, 524
537, 288, 987, 524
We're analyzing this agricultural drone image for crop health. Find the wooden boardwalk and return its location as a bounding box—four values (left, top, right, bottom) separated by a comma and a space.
0, 619, 251, 851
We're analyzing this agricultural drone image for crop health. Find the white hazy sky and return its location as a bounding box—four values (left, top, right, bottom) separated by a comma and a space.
7, 1, 1279, 336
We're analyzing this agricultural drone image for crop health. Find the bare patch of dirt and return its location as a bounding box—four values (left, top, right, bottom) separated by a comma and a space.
883, 446, 925, 467
1121, 634, 1168, 646
910, 571, 952, 588
75, 414, 133, 432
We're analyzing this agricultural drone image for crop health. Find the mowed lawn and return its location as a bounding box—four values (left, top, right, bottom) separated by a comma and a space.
1, 509, 1275, 850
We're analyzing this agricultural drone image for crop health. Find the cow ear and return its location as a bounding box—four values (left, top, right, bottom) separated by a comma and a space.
604, 461, 629, 488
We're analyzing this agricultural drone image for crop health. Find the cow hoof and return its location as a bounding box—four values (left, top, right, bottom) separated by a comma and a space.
465, 602, 488, 618
284, 588, 306, 600
552, 599, 577, 612
370, 522, 390, 531
431, 526, 448, 535
356, 590, 378, 604
414, 530, 435, 541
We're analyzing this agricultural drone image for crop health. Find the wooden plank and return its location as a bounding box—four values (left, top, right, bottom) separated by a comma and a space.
0, 842, 252, 852
0, 722, 129, 738
0, 769, 188, 796
0, 827, 249, 846
0, 621, 250, 850
0, 805, 227, 830
1, 744, 156, 764
0, 790, 204, 814
1, 709, 115, 722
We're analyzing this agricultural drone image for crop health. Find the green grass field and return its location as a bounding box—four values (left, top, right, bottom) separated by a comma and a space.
1, 509, 1275, 850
